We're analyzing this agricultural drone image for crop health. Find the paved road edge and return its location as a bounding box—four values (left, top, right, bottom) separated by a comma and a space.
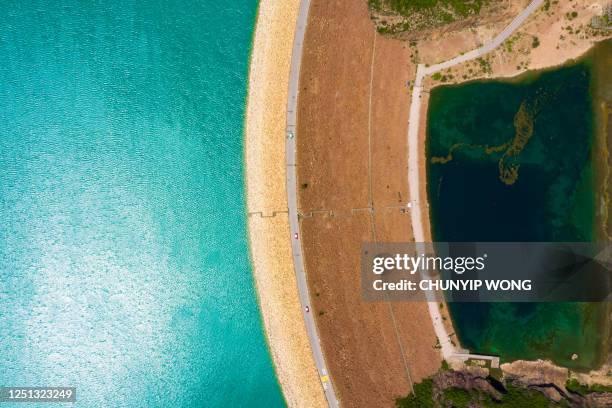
406, 0, 545, 364
285, 0, 340, 407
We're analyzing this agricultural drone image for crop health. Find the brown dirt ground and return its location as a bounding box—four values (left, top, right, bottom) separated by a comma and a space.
293, 2, 612, 404
296, 0, 442, 406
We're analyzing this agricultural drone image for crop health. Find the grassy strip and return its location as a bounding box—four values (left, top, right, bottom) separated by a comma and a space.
370, 0, 489, 16
566, 378, 612, 396
396, 381, 555, 407
368, 0, 493, 34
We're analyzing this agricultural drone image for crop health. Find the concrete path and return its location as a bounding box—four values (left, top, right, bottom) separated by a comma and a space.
422, 0, 545, 76
285, 0, 339, 407
407, 0, 545, 362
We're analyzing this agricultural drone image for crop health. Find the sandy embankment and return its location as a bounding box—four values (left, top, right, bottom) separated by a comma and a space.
245, 1, 327, 407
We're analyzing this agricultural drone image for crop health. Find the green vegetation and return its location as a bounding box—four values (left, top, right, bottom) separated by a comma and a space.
368, 0, 382, 10
441, 360, 451, 371
566, 10, 578, 20
591, 383, 612, 393
371, 0, 490, 17
396, 379, 434, 408
566, 378, 612, 395
477, 57, 493, 74
368, 0, 494, 34
566, 378, 589, 395
432, 72, 454, 82
503, 34, 520, 53
532, 36, 540, 48
443, 387, 472, 407
376, 25, 392, 34
483, 384, 553, 408
590, 11, 611, 30
396, 379, 556, 408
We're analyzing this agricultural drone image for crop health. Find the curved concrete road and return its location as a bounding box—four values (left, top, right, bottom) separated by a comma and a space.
285, 0, 340, 407
407, 0, 545, 362
422, 0, 545, 77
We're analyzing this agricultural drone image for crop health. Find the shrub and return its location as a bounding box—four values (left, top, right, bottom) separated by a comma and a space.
396, 379, 434, 408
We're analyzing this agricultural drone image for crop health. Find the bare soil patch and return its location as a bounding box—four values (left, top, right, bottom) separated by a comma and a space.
297, 0, 442, 406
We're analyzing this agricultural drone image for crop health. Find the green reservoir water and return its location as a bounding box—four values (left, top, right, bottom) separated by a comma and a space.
0, 1, 285, 406
426, 48, 609, 370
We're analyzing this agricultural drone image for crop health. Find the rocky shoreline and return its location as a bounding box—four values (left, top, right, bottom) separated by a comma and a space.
399, 361, 612, 407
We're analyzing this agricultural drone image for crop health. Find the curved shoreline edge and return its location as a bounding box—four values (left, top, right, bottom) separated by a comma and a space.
408, 0, 546, 368
418, 42, 612, 379
244, 1, 327, 407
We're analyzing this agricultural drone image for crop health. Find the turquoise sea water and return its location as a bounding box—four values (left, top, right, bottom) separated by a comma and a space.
0, 1, 285, 407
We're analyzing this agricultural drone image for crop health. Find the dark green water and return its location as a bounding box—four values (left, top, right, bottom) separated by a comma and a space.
426, 52, 608, 370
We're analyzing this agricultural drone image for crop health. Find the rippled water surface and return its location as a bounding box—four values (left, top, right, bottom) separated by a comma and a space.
0, 1, 285, 406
